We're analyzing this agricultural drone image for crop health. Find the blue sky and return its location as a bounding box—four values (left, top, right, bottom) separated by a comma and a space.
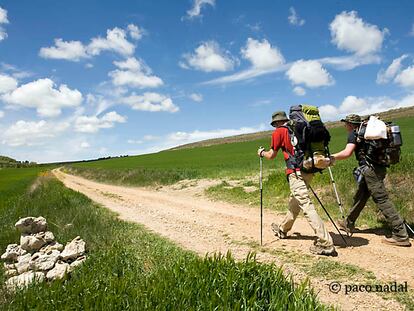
0, 0, 413, 163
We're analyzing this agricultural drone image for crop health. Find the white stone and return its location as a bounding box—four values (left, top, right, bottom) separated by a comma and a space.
44, 231, 55, 243
6, 271, 45, 290
15, 253, 31, 274
68, 255, 86, 272
1, 244, 27, 262
29, 250, 60, 271
46, 261, 69, 281
20, 233, 47, 252
61, 236, 86, 261
40, 241, 64, 253
15, 217, 47, 234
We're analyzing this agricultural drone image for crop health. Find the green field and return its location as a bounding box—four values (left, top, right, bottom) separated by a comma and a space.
0, 168, 328, 310
68, 116, 414, 227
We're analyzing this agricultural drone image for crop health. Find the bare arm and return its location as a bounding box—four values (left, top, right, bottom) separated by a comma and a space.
332, 143, 356, 160
262, 149, 277, 160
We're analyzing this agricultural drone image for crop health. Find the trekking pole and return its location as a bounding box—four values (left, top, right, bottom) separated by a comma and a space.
405, 220, 414, 237
328, 167, 346, 220
308, 184, 348, 246
259, 155, 263, 246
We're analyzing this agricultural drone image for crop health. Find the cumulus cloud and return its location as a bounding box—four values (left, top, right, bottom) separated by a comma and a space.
2, 78, 83, 117
1, 120, 69, 147
40, 25, 141, 61
319, 94, 414, 121
241, 38, 285, 70
74, 111, 126, 133
184, 0, 215, 20
0, 6, 9, 41
330, 11, 386, 56
376, 55, 409, 84
288, 7, 305, 26
0, 73, 18, 94
189, 93, 203, 102
109, 57, 163, 88
286, 60, 334, 88
0, 110, 4, 118
120, 92, 179, 113
39, 39, 88, 61
204, 38, 287, 85
180, 41, 235, 72
127, 24, 144, 40
394, 66, 414, 88
293, 86, 306, 96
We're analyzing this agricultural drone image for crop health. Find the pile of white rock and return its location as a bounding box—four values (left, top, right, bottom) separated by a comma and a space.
1, 216, 86, 290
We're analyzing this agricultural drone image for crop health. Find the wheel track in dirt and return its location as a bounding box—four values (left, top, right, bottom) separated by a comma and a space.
53, 169, 413, 311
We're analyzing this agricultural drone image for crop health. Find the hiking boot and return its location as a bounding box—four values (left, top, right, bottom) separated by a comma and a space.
382, 237, 412, 247
337, 219, 354, 237
309, 244, 338, 257
271, 223, 287, 239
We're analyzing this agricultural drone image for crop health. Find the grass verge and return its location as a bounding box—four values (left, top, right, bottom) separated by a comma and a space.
0, 170, 329, 310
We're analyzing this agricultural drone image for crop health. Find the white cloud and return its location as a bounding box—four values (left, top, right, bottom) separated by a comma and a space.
241, 38, 285, 70
2, 78, 83, 117
127, 24, 144, 40
40, 25, 140, 61
85, 63, 94, 69
377, 55, 408, 84
185, 0, 215, 20
0, 73, 18, 94
109, 57, 163, 88
293, 86, 306, 96
180, 41, 235, 72
80, 141, 90, 148
330, 11, 386, 56
127, 139, 143, 144
2, 120, 69, 147
318, 54, 381, 71
87, 27, 135, 57
121, 92, 179, 113
0, 7, 8, 24
286, 60, 334, 88
139, 124, 266, 153
319, 94, 414, 121
0, 6, 9, 41
189, 93, 203, 102
0, 110, 4, 118
394, 66, 414, 88
74, 111, 126, 133
39, 39, 88, 61
204, 38, 287, 85
288, 7, 305, 26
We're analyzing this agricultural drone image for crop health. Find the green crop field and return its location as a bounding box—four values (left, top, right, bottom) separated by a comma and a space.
68, 116, 414, 227
0, 168, 328, 310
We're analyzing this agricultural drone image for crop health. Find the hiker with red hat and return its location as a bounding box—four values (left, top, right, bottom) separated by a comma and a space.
258, 111, 337, 256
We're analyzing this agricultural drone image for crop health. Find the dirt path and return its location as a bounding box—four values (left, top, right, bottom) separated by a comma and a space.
53, 169, 413, 310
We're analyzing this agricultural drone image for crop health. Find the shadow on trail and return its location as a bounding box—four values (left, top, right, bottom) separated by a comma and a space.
331, 232, 369, 248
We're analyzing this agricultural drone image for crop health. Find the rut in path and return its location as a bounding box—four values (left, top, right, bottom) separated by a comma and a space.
53, 169, 413, 311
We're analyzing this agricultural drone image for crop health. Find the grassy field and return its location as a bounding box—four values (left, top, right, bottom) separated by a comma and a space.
68, 116, 414, 227
0, 168, 328, 310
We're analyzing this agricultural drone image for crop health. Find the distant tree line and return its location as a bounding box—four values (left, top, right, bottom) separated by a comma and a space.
0, 156, 38, 168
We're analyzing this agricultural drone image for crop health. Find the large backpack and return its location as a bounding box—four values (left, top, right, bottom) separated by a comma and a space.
286, 105, 331, 173
356, 117, 402, 166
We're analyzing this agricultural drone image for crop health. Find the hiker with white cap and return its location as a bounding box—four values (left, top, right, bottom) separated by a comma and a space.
332, 114, 411, 247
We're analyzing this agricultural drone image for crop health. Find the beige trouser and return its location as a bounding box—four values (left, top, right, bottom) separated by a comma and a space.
279, 171, 333, 247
